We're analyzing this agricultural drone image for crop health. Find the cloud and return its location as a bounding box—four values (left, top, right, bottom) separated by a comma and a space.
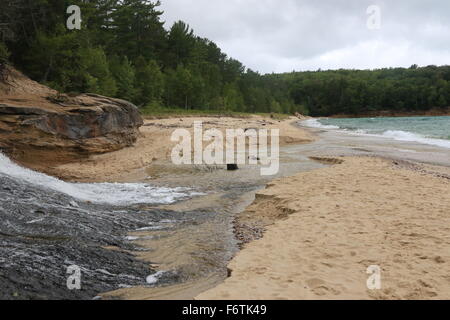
160, 0, 450, 73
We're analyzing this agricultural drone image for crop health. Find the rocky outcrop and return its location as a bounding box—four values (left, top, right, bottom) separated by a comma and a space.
0, 66, 143, 170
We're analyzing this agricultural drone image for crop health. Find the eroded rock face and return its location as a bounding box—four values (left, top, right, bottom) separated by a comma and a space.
0, 66, 143, 170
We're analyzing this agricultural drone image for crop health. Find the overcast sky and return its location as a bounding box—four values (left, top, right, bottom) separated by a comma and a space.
160, 0, 450, 74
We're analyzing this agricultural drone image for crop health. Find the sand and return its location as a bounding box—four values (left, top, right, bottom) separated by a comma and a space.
42, 114, 450, 300
197, 157, 450, 300
51, 116, 314, 182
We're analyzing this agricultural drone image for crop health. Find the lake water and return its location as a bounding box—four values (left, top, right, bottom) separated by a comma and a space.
303, 116, 450, 149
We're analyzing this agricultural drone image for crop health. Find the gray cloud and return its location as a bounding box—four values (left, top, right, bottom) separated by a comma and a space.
160, 0, 450, 73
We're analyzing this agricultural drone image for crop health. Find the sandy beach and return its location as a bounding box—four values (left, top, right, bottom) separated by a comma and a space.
6, 108, 448, 300
46, 115, 450, 300
197, 156, 450, 300
50, 115, 313, 182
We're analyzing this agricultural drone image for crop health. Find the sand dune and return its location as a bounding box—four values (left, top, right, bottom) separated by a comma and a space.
197, 157, 450, 300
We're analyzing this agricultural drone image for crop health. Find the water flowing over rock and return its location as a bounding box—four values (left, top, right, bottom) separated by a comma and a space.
0, 66, 143, 171
0, 171, 188, 300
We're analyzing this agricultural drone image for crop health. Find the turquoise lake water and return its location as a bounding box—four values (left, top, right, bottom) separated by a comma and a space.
302, 116, 450, 149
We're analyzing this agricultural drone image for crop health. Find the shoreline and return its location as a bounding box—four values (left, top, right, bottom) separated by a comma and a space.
75, 115, 317, 300
196, 156, 450, 300
0, 112, 317, 300
54, 116, 449, 300
328, 109, 450, 118
46, 115, 314, 183
3, 112, 449, 300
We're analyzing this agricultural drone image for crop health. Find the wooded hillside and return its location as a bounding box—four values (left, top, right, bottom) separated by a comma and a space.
1, 0, 449, 116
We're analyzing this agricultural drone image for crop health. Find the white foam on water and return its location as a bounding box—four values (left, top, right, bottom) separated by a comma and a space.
379, 130, 450, 149
125, 236, 140, 241
300, 119, 450, 149
301, 119, 340, 129
135, 226, 165, 231
146, 271, 166, 285
0, 153, 197, 205
159, 219, 176, 224
125, 235, 156, 241
26, 218, 45, 224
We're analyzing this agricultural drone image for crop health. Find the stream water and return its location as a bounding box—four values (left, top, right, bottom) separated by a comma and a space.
0, 140, 325, 300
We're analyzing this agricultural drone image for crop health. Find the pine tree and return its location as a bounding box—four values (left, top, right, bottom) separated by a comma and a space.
166, 21, 195, 68
110, 0, 166, 63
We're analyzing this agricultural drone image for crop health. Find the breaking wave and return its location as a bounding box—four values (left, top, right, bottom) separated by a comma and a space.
300, 119, 450, 149
301, 119, 340, 129
379, 130, 450, 149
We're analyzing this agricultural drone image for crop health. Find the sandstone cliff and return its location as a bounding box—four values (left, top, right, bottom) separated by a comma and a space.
0, 65, 143, 171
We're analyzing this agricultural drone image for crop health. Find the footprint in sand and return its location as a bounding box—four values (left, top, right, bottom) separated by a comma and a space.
305, 278, 341, 296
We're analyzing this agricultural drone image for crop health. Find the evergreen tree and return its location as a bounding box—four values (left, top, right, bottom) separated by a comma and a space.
110, 56, 136, 102
110, 0, 166, 63
166, 21, 195, 68
80, 47, 117, 96
134, 56, 164, 105
1, 0, 448, 115
223, 82, 244, 111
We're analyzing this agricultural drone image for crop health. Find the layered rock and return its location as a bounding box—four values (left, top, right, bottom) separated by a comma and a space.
0, 66, 143, 171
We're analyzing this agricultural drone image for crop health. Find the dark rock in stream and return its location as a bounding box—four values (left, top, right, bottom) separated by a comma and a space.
0, 174, 185, 300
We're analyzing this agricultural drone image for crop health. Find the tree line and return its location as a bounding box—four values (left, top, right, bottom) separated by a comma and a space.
281, 65, 450, 116
0, 0, 448, 117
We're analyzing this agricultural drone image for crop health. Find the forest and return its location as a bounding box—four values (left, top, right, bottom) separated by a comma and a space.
1, 0, 449, 117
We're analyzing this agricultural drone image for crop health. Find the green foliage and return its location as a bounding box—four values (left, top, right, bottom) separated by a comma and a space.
223, 82, 245, 111
3, 0, 449, 116
24, 26, 83, 91
109, 0, 166, 62
166, 21, 195, 68
286, 67, 450, 116
134, 57, 164, 105
109, 56, 136, 102
80, 47, 117, 96
165, 65, 195, 109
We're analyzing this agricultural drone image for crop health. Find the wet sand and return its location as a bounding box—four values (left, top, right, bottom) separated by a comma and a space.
51, 116, 313, 182
85, 115, 321, 300
197, 125, 450, 300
